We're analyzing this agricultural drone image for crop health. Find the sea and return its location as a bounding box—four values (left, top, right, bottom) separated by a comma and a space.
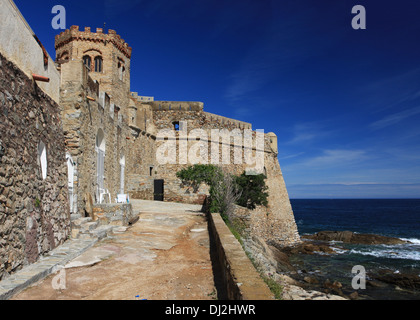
289, 199, 420, 300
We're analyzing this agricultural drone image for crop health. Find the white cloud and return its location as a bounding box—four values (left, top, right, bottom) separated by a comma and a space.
286, 122, 331, 145
278, 152, 305, 160
304, 149, 366, 167
370, 106, 420, 130
284, 149, 368, 171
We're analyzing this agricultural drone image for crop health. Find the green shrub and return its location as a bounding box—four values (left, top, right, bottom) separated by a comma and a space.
235, 173, 269, 210
177, 165, 269, 217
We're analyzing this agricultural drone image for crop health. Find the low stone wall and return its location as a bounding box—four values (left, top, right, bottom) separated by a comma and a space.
208, 212, 274, 300
92, 203, 136, 226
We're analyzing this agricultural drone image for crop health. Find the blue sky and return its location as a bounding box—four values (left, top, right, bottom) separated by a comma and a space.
13, 0, 420, 199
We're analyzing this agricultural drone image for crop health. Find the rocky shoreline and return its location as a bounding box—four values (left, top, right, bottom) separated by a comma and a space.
302, 230, 410, 245
244, 231, 420, 300
243, 236, 347, 300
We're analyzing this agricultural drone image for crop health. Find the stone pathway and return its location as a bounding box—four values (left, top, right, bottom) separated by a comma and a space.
0, 238, 98, 300
9, 200, 216, 300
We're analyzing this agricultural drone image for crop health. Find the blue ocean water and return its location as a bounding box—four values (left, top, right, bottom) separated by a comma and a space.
291, 199, 420, 240
289, 199, 420, 299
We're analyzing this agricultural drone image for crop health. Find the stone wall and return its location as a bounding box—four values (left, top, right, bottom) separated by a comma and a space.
228, 153, 302, 247
121, 106, 301, 247
208, 212, 274, 300
60, 60, 131, 215
262, 153, 301, 246
92, 203, 135, 227
151, 109, 252, 132
0, 52, 70, 280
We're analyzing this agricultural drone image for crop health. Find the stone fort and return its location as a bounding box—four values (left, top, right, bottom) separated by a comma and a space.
0, 0, 300, 280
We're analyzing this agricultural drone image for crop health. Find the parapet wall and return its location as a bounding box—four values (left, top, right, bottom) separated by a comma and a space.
146, 101, 204, 112
203, 112, 252, 130
130, 92, 154, 102
55, 25, 132, 59
208, 212, 274, 300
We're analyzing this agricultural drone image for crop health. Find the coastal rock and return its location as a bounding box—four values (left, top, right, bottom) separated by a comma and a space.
280, 242, 337, 256
349, 291, 359, 300
366, 280, 387, 288
324, 279, 343, 296
275, 274, 299, 286
244, 236, 297, 273
268, 245, 296, 272
372, 270, 420, 290
304, 276, 319, 284
303, 231, 409, 245
281, 284, 347, 300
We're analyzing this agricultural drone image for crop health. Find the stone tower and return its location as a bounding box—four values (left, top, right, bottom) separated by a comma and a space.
55, 26, 132, 109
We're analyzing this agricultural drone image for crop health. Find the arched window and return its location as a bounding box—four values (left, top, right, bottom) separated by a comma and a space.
66, 153, 75, 213
94, 56, 103, 72
83, 55, 91, 71
38, 141, 47, 180
118, 60, 125, 81
120, 155, 125, 195
96, 129, 105, 191
60, 51, 69, 62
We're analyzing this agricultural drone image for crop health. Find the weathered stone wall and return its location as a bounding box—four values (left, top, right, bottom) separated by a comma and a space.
229, 152, 302, 247
124, 126, 157, 201
0, 52, 70, 280
208, 212, 274, 300
125, 107, 301, 246
262, 153, 301, 246
92, 203, 135, 227
151, 108, 252, 132
60, 60, 131, 215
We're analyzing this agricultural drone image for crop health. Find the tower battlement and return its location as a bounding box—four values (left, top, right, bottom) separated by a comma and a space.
55, 25, 132, 59
55, 26, 132, 109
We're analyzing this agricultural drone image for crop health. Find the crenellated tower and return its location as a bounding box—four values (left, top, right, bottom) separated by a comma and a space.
55, 26, 132, 109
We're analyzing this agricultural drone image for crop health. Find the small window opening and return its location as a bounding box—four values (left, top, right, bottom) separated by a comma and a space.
83, 55, 91, 71
118, 60, 125, 81
38, 141, 47, 180
173, 121, 180, 131
94, 56, 103, 72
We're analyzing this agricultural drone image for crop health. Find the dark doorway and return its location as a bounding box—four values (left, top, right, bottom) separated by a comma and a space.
154, 179, 164, 201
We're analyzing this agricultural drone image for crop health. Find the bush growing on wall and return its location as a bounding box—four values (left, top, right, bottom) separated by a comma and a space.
235, 172, 269, 210
177, 165, 268, 221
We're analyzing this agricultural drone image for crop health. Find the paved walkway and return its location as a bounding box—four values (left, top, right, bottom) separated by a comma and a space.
6, 200, 217, 300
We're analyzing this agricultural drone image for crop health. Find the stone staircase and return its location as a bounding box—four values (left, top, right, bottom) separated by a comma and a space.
70, 214, 122, 240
